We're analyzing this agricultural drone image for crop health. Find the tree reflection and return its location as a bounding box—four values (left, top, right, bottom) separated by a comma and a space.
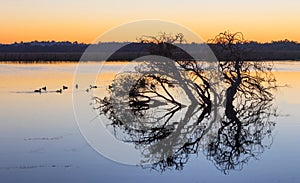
92, 32, 278, 174
203, 32, 277, 173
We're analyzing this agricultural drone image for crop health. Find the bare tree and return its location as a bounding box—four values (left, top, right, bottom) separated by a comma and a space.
92, 32, 278, 173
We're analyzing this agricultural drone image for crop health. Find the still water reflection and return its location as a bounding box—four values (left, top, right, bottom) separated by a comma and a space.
0, 62, 299, 182
92, 59, 277, 174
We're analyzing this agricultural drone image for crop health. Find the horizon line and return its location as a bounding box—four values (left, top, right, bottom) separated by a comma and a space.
1, 38, 299, 45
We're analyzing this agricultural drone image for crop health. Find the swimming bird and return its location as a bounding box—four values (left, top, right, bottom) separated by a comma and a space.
42, 86, 47, 91
89, 85, 97, 89
63, 85, 68, 90
56, 89, 62, 93
34, 88, 41, 93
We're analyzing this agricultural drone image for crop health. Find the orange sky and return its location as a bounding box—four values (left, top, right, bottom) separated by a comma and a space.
1, 0, 299, 43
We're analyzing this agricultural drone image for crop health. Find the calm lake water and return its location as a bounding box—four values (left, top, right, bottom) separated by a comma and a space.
0, 61, 299, 182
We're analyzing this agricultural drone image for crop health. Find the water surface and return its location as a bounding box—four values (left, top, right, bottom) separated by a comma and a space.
0, 62, 299, 182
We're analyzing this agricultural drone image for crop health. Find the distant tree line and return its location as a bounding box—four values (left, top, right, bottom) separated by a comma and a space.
0, 40, 300, 61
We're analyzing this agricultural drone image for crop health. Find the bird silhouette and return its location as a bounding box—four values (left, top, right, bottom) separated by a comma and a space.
42, 86, 47, 91
34, 88, 41, 93
89, 85, 97, 89
56, 89, 62, 93
63, 85, 68, 90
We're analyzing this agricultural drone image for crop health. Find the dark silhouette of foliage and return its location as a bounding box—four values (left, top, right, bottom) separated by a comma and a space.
93, 32, 278, 173
1, 37, 300, 61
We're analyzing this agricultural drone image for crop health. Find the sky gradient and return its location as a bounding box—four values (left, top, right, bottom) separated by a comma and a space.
1, 0, 299, 43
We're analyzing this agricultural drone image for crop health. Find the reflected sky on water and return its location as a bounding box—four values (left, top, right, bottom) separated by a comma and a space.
0, 62, 299, 183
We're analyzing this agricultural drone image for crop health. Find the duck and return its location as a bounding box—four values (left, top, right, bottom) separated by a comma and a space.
34, 88, 41, 93
89, 85, 97, 89
41, 86, 47, 91
62, 85, 68, 90
56, 89, 62, 93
